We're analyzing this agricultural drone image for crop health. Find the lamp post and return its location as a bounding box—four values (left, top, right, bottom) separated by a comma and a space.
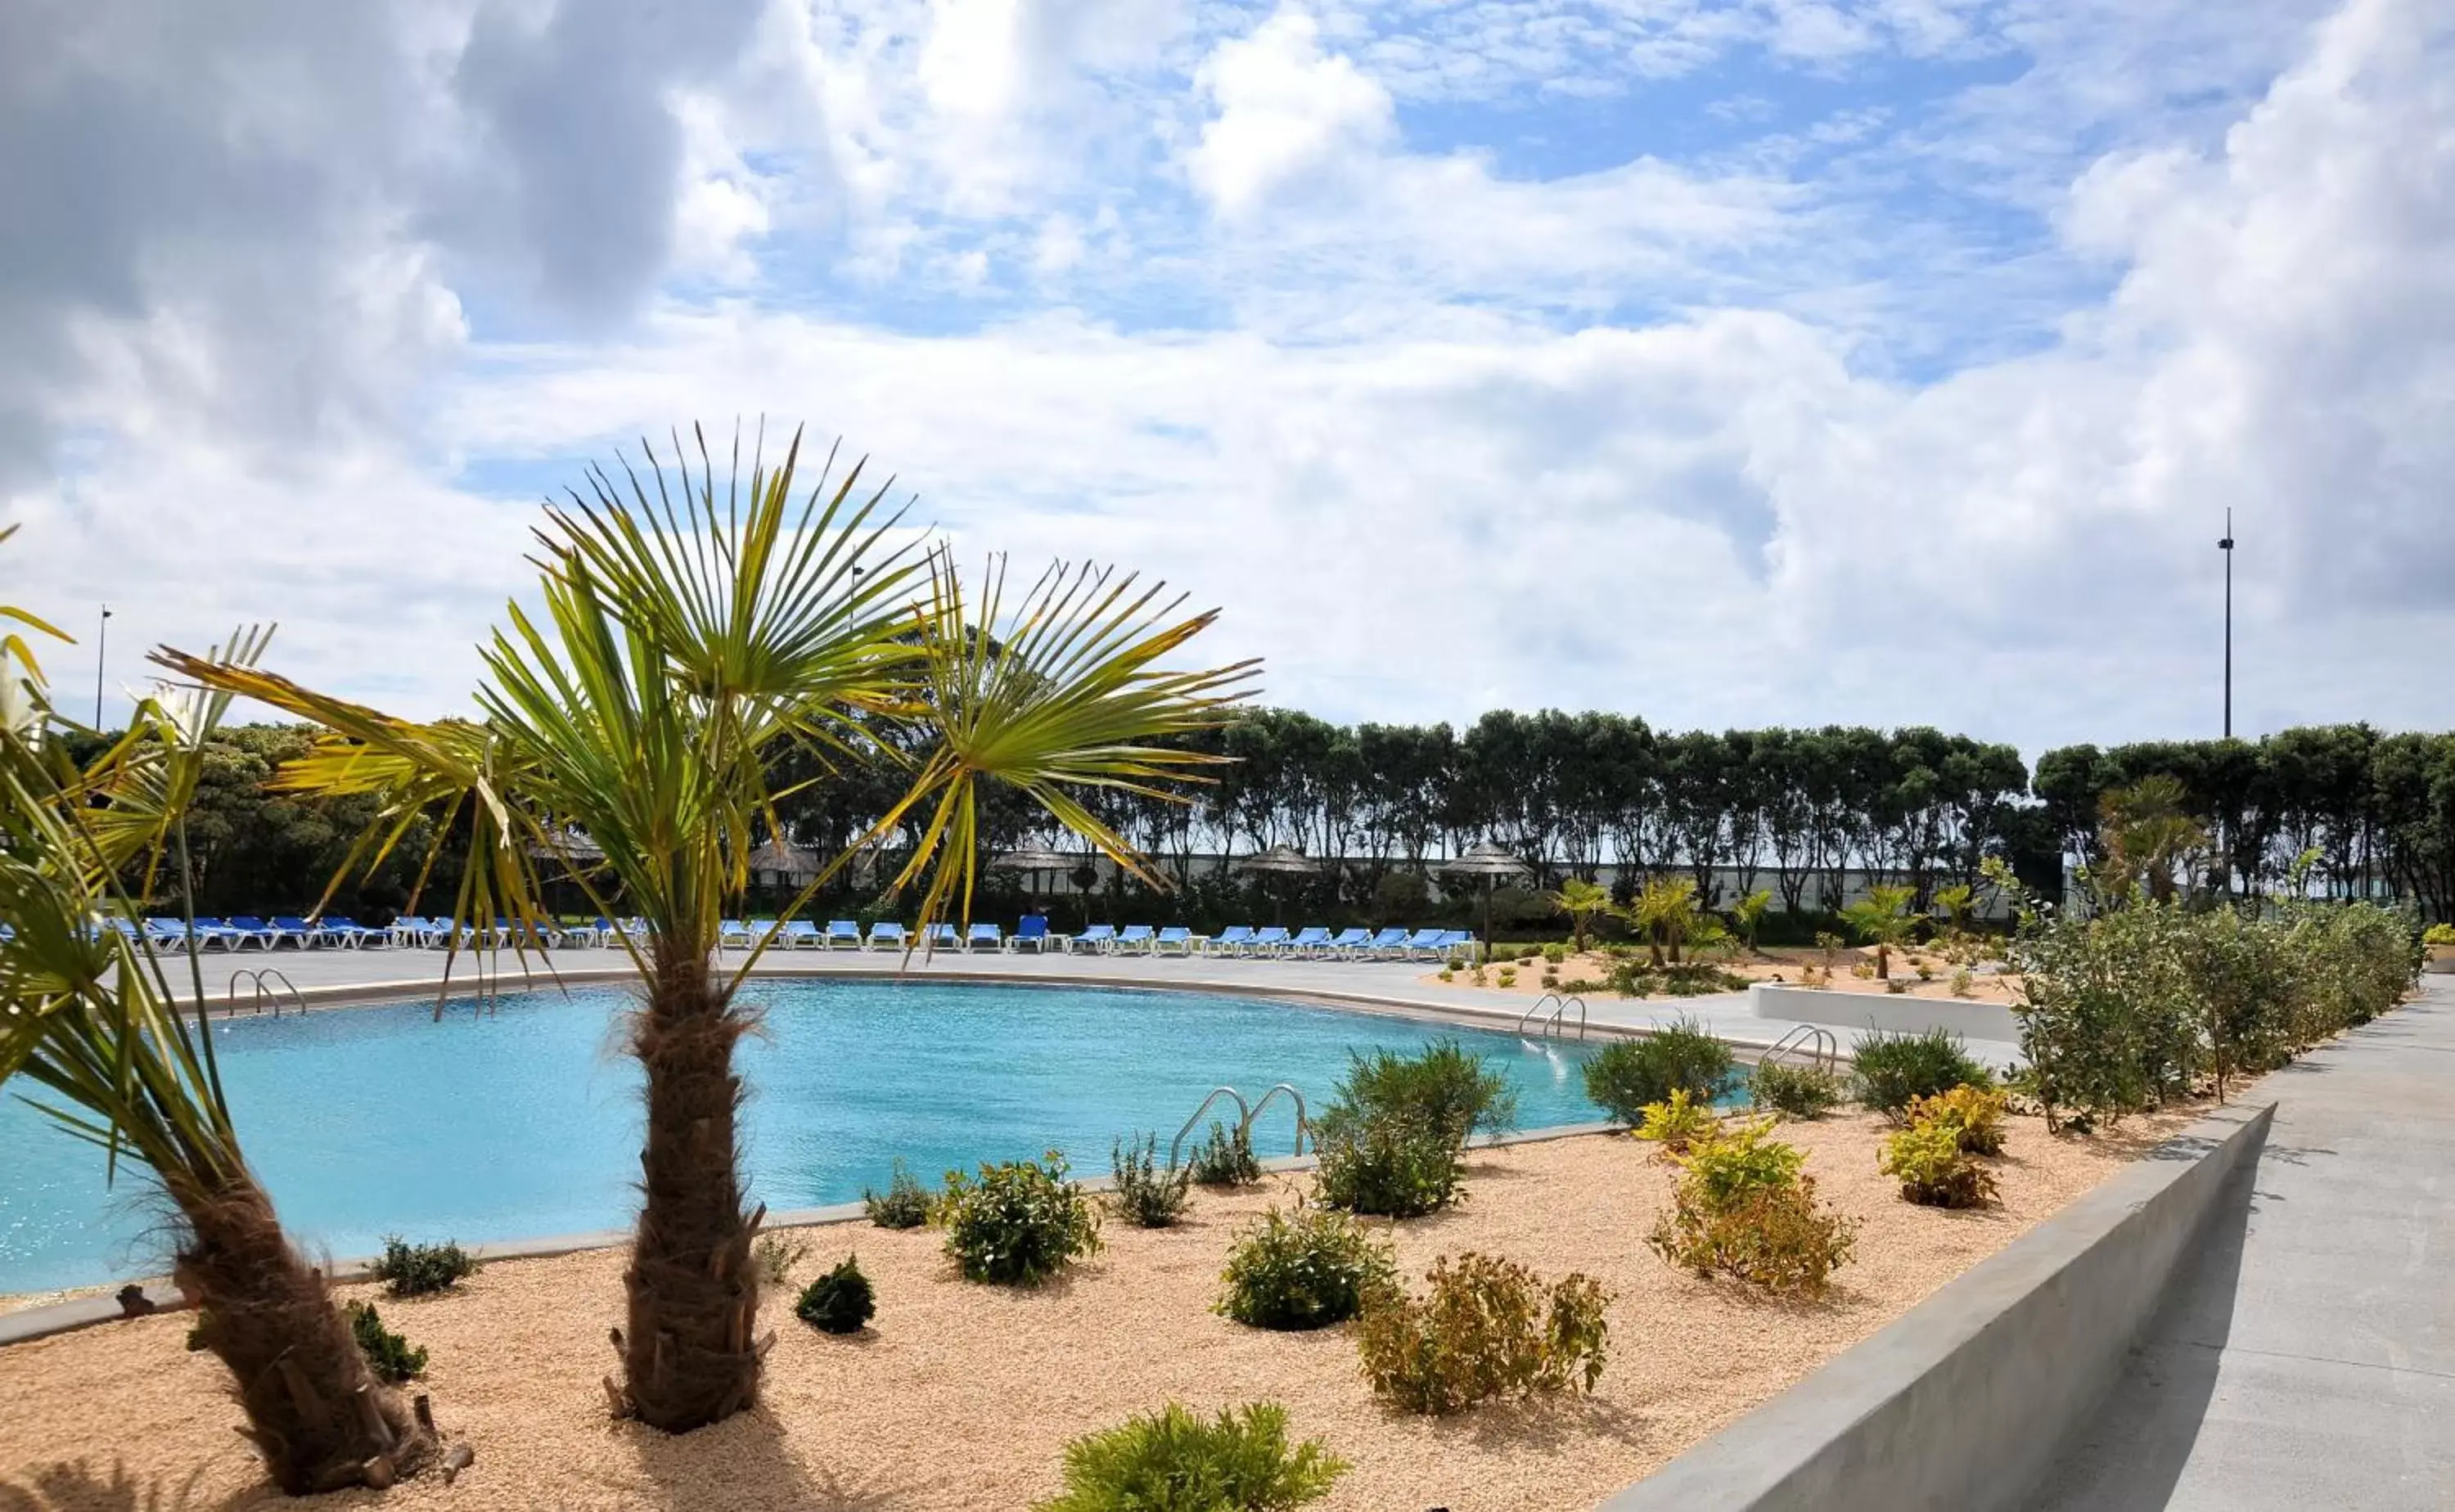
2218, 511, 2234, 739
93, 605, 110, 727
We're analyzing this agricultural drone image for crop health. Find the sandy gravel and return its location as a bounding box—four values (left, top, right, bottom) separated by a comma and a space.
1431, 945, 2025, 1002
0, 1109, 2185, 1512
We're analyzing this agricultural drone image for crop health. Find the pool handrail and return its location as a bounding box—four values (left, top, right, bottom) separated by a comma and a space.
1169, 1085, 1254, 1169
1243, 1082, 1309, 1155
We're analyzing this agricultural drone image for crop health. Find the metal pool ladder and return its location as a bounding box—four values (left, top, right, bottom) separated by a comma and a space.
1169, 1082, 1311, 1168
1517, 992, 1588, 1040
225, 967, 306, 1019
1759, 1022, 1840, 1073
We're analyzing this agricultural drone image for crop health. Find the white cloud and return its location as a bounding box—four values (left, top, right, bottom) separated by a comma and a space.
1187, 7, 1395, 218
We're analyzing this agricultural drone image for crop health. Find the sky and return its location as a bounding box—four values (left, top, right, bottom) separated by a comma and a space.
3, 0, 2450, 759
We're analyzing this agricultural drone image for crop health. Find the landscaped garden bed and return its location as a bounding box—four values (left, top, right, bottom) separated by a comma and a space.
0, 1107, 2190, 1512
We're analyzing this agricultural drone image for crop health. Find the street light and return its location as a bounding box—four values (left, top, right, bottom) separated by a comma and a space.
2218, 511, 2235, 739
93, 605, 111, 728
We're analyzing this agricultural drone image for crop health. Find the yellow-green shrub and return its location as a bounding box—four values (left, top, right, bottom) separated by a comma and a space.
1879, 1121, 1998, 1208
1646, 1121, 1855, 1297
1354, 1253, 1610, 1415
1633, 1089, 1719, 1154
1909, 1084, 2009, 1155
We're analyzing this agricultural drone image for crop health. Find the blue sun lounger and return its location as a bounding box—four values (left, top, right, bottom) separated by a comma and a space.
1070, 923, 1117, 954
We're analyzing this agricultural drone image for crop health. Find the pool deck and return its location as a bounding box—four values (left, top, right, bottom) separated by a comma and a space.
163, 942, 1845, 1054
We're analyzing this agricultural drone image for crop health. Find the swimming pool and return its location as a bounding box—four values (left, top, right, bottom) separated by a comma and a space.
0, 979, 1614, 1294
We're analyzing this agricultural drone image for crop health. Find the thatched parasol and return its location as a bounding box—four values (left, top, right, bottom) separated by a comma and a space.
1235, 844, 1318, 924
991, 845, 1083, 901
1439, 841, 1529, 952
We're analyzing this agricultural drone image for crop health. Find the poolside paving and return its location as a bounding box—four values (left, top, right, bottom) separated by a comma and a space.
161, 938, 1845, 1049
2028, 975, 2455, 1512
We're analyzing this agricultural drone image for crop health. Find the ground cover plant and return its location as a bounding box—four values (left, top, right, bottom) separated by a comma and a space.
1216, 1206, 1396, 1330
1851, 1029, 1993, 1118
863, 1160, 935, 1229
794, 1255, 876, 1334
1355, 1253, 1611, 1415
1583, 1018, 1738, 1124
1034, 1402, 1347, 1512
1750, 1061, 1845, 1119
1649, 1118, 1857, 1297
1110, 1132, 1192, 1228
939, 1151, 1103, 1285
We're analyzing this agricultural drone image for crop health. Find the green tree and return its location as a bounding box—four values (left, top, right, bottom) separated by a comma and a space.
1840, 883, 1917, 979
1624, 874, 1701, 967
165, 427, 1250, 1433
1551, 876, 1611, 955
1730, 887, 1773, 956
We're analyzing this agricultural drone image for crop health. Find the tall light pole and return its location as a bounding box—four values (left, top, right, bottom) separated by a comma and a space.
93, 605, 111, 728
2218, 511, 2235, 739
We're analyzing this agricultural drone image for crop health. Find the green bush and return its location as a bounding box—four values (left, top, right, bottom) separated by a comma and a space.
1582, 1017, 1737, 1124
1354, 1253, 1611, 1415
1310, 1110, 1462, 1217
1750, 1061, 1845, 1119
1646, 1119, 1855, 1297
1110, 1132, 1191, 1228
1216, 1206, 1395, 1330
1633, 1089, 1718, 1154
863, 1159, 934, 1229
1880, 1123, 1998, 1208
345, 1301, 427, 1385
1329, 1040, 1517, 1144
1543, 943, 1570, 964
2426, 923, 2455, 946
1188, 1121, 1263, 1187
1851, 1029, 1992, 1118
371, 1235, 477, 1298
1034, 1402, 1347, 1512
939, 1151, 1102, 1285
795, 1254, 877, 1334
1910, 1084, 2009, 1155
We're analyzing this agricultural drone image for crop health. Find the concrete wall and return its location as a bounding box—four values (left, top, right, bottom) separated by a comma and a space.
1748, 982, 2020, 1045
1596, 1099, 2275, 1512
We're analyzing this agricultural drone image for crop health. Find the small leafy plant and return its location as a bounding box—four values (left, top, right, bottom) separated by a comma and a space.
345, 1301, 427, 1385
939, 1150, 1102, 1285
1034, 1402, 1347, 1512
754, 1231, 809, 1286
1750, 1061, 1845, 1119
1110, 1132, 1192, 1228
1911, 1083, 2010, 1155
1217, 1205, 1396, 1330
1648, 1120, 1856, 1297
2426, 923, 2455, 947
1311, 1112, 1462, 1217
1948, 967, 1975, 998
1543, 943, 1570, 964
371, 1235, 477, 1298
1582, 1017, 1737, 1124
1852, 1028, 1993, 1118
1189, 1120, 1264, 1187
1497, 966, 1518, 988
1633, 1088, 1719, 1154
1880, 1122, 1998, 1208
863, 1159, 935, 1229
1354, 1253, 1612, 1415
795, 1254, 878, 1334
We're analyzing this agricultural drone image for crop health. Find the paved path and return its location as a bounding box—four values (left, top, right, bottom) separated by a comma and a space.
2029, 978, 2455, 1512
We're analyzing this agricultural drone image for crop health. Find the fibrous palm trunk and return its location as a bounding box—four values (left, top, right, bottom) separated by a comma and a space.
178, 1178, 432, 1493
613, 948, 769, 1430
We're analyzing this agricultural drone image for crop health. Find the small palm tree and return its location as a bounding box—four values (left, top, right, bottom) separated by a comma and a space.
1623, 875, 1700, 968
1730, 887, 1773, 956
1931, 882, 1976, 936
1550, 877, 1610, 956
162, 425, 1253, 1433
1840, 883, 1918, 980
2099, 776, 2207, 904
0, 578, 429, 1492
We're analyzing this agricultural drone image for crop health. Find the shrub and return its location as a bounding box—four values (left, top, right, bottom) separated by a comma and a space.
2426, 923, 2455, 947
754, 1231, 809, 1286
1497, 966, 1517, 988
1216, 1206, 1395, 1330
795, 1254, 877, 1334
1543, 943, 1570, 964
939, 1150, 1102, 1285
1582, 1018, 1737, 1124
1355, 1253, 1611, 1415
1034, 1402, 1346, 1512
371, 1235, 477, 1298
1647, 1120, 1855, 1297
1330, 1041, 1518, 1144
345, 1301, 427, 1385
1633, 1088, 1719, 1154
1110, 1132, 1191, 1228
1851, 1028, 1992, 1118
1880, 1122, 1998, 1208
1750, 1061, 1845, 1119
863, 1159, 934, 1229
1311, 1111, 1462, 1217
1910, 1084, 2009, 1154
1188, 1121, 1264, 1188
1948, 967, 1975, 998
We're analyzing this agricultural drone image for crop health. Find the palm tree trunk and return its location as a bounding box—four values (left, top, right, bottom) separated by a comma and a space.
177, 1177, 430, 1493
616, 948, 766, 1431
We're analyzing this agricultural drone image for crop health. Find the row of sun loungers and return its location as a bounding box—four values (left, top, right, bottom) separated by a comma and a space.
103, 913, 1479, 962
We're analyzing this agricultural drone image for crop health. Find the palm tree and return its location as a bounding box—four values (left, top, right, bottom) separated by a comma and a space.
1730, 886, 1773, 956
2099, 776, 2207, 904
1550, 876, 1610, 956
0, 580, 430, 1493
159, 426, 1253, 1433
1623, 874, 1700, 968
1840, 883, 1918, 980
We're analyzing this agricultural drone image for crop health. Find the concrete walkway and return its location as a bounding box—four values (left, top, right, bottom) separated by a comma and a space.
2029, 978, 2455, 1511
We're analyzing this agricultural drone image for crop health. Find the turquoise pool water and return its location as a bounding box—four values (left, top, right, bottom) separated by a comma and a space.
0, 980, 1615, 1293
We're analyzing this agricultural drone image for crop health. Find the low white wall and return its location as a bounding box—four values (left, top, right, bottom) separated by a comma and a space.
1749, 982, 2020, 1045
